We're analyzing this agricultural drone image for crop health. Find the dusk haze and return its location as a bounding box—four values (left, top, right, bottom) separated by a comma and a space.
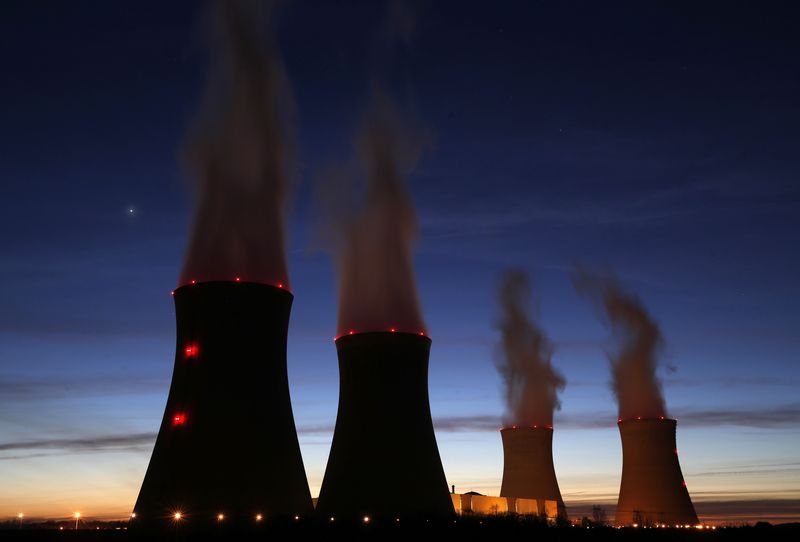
1, 0, 798, 536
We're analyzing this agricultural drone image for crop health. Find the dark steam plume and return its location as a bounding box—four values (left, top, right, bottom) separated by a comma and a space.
322, 92, 426, 336
573, 270, 668, 419
495, 270, 565, 427
179, 0, 294, 287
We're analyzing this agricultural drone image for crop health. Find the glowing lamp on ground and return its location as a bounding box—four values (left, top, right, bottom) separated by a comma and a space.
173, 512, 182, 521
255, 514, 262, 521
363, 516, 370, 524
217, 514, 224, 521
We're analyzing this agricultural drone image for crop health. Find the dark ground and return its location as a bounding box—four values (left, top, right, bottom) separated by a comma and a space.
1, 517, 799, 541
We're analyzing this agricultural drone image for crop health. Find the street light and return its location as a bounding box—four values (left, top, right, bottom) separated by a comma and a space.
74, 512, 81, 530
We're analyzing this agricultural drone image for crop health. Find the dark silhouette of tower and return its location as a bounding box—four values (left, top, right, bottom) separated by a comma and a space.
132, 281, 312, 529
615, 418, 698, 526
316, 332, 454, 519
499, 426, 568, 519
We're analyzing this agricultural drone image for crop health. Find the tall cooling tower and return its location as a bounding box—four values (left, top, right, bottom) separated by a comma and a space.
316, 332, 454, 519
132, 281, 312, 528
615, 418, 698, 526
499, 427, 567, 519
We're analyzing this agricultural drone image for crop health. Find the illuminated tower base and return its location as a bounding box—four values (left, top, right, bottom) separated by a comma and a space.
132, 282, 312, 529
316, 332, 454, 519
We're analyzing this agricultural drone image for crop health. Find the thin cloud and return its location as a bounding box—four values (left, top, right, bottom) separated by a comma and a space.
0, 432, 155, 453
0, 375, 167, 402
363, 404, 800, 434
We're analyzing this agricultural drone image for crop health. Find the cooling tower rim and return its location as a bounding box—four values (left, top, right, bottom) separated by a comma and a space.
334, 330, 430, 343
172, 280, 292, 296
500, 425, 554, 432
617, 416, 677, 425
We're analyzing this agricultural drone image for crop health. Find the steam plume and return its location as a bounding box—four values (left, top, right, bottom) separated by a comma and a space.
495, 270, 565, 427
324, 93, 426, 336
179, 0, 293, 287
573, 271, 668, 419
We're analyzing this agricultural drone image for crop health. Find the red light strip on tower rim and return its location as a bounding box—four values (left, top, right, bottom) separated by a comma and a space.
500, 424, 554, 430
617, 416, 675, 423
333, 329, 429, 341
173, 279, 291, 291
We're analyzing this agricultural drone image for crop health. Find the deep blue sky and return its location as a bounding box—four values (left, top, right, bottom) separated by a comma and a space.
1, 1, 799, 523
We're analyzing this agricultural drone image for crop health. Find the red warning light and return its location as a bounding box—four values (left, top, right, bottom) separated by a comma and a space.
235, 277, 241, 282
173, 414, 186, 425
190, 280, 196, 285
348, 330, 355, 335
170, 290, 175, 296
390, 328, 396, 332
278, 283, 283, 289
185, 345, 198, 358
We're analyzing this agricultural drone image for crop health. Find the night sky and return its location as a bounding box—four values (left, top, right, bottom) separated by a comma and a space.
1, 1, 799, 524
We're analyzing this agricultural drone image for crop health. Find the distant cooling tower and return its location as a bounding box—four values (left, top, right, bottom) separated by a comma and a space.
499, 427, 567, 519
132, 281, 312, 528
615, 418, 698, 526
316, 332, 454, 519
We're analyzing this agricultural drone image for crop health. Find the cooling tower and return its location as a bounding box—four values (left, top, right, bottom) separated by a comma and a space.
132, 281, 312, 528
615, 418, 698, 526
316, 332, 455, 519
499, 427, 567, 519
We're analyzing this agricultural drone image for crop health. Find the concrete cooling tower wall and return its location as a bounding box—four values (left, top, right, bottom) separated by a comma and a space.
132, 281, 312, 529
316, 332, 454, 519
615, 418, 698, 526
499, 427, 567, 520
